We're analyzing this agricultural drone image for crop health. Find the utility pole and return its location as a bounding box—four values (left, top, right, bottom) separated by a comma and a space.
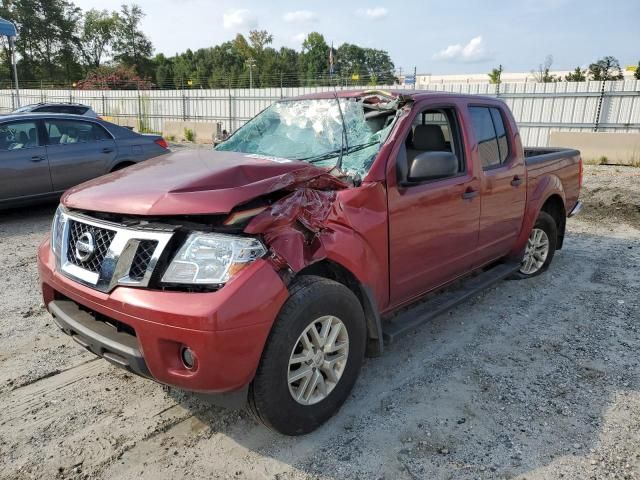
413, 66, 417, 90
245, 57, 256, 89
9, 35, 20, 107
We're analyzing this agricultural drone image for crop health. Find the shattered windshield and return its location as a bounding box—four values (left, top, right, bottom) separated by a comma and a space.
215, 96, 399, 176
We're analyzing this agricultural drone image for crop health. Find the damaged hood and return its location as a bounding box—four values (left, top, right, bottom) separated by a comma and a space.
62, 149, 335, 216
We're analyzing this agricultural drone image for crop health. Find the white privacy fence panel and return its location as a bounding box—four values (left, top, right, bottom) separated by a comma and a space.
1, 80, 638, 146
420, 80, 640, 146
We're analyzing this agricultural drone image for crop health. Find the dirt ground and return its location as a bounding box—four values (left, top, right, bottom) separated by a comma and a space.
0, 165, 638, 480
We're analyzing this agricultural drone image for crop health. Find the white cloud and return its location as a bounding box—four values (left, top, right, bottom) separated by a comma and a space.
283, 10, 318, 23
433, 36, 490, 63
357, 7, 389, 20
290, 33, 307, 45
222, 9, 258, 30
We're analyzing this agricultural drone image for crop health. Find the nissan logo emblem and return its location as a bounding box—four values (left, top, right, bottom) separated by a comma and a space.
74, 232, 96, 262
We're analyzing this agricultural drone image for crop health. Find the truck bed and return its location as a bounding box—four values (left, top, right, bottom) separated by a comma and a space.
524, 146, 582, 218
524, 147, 580, 165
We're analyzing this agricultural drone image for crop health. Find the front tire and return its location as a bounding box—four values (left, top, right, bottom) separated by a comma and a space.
513, 211, 557, 279
248, 276, 366, 435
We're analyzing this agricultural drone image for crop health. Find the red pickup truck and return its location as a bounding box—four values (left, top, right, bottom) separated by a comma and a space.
38, 90, 582, 435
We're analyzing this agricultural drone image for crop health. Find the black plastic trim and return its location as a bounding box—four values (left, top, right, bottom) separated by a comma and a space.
48, 299, 151, 378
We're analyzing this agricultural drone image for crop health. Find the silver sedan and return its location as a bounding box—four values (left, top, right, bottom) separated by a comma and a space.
0, 113, 170, 210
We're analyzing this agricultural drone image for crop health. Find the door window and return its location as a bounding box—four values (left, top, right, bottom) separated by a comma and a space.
491, 108, 510, 163
45, 119, 111, 145
469, 106, 510, 168
400, 107, 465, 181
0, 121, 40, 151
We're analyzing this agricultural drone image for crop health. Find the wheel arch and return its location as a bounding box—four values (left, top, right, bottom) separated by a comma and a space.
294, 259, 384, 358
110, 161, 135, 172
540, 193, 567, 249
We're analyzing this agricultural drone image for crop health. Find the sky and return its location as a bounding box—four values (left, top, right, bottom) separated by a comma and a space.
73, 0, 639, 75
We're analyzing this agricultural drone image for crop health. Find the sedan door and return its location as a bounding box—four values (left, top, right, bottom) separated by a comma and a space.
0, 119, 52, 202
44, 118, 117, 191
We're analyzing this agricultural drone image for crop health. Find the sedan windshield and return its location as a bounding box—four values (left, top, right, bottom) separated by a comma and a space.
215, 97, 398, 176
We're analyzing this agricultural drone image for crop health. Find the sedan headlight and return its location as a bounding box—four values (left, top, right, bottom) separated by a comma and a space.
162, 233, 267, 285
51, 205, 68, 259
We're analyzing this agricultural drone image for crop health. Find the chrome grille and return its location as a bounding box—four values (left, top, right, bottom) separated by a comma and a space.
128, 240, 158, 281
55, 209, 174, 293
66, 220, 116, 273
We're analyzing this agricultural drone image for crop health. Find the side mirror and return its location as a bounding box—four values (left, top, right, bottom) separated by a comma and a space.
407, 151, 458, 182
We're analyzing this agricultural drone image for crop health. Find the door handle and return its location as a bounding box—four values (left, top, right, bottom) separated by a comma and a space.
462, 189, 478, 200
31, 155, 45, 162
511, 176, 523, 187
102, 147, 114, 153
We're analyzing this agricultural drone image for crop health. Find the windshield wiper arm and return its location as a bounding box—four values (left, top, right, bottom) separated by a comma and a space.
297, 141, 379, 163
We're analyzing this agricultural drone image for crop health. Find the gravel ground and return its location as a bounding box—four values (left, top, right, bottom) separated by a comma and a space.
0, 165, 638, 480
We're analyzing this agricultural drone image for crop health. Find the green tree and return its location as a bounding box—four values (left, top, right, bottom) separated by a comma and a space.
336, 43, 366, 80
565, 67, 587, 82
633, 62, 640, 80
299, 32, 329, 84
488, 64, 503, 84
362, 47, 396, 84
248, 30, 273, 54
153, 53, 173, 88
112, 4, 153, 77
0, 0, 82, 83
588, 56, 623, 81
80, 9, 118, 69
276, 47, 300, 87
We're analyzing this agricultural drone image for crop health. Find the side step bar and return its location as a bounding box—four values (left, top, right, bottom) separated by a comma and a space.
382, 262, 520, 344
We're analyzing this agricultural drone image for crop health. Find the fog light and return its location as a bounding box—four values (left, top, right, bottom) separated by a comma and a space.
181, 347, 196, 369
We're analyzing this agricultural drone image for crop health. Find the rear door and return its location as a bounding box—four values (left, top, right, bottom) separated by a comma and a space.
469, 105, 526, 266
44, 118, 117, 191
387, 103, 481, 305
0, 119, 52, 202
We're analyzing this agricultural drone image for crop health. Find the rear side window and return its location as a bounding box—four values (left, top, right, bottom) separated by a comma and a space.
45, 119, 111, 145
490, 108, 509, 163
469, 106, 510, 169
0, 121, 40, 151
35, 105, 89, 115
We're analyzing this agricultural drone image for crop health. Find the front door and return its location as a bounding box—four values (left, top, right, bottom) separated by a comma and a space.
388, 105, 481, 306
0, 119, 52, 202
44, 118, 117, 191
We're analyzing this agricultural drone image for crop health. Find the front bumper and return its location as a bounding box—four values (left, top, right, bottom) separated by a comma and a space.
38, 238, 289, 393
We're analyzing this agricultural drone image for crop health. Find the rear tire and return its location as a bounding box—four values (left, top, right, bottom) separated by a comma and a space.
248, 276, 366, 435
511, 211, 557, 279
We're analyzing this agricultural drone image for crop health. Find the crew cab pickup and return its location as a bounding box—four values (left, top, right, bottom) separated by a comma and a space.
38, 90, 583, 435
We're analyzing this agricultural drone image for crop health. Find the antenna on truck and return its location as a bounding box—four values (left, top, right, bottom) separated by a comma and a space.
333, 86, 349, 172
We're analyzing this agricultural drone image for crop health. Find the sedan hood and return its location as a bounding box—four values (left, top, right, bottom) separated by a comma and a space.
62, 149, 329, 216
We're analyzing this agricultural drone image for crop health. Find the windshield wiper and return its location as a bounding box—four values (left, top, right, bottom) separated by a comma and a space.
297, 141, 379, 163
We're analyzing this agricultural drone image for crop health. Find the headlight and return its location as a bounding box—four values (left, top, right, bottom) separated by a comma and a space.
162, 233, 267, 285
51, 205, 67, 259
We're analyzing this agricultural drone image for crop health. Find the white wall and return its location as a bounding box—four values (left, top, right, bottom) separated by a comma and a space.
1, 80, 638, 147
